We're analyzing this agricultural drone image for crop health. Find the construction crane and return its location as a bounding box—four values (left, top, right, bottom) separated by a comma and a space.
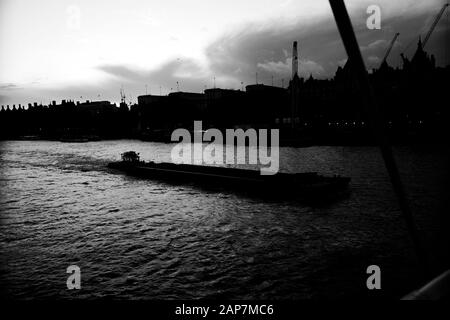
400, 3, 448, 59
380, 32, 400, 68
423, 3, 449, 49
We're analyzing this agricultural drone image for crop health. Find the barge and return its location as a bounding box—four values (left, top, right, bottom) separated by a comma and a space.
108, 151, 351, 198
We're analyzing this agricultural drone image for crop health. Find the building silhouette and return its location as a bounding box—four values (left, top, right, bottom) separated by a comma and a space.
1, 38, 449, 144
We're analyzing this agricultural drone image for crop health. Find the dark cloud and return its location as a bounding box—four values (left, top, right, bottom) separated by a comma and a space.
205, 8, 449, 83
205, 18, 344, 85
97, 58, 211, 93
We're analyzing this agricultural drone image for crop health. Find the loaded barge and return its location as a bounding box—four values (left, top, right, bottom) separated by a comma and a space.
108, 151, 350, 198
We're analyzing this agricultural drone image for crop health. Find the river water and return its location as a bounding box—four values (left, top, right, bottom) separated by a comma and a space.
0, 140, 448, 299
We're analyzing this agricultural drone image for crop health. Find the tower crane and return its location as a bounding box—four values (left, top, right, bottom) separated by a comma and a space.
422, 3, 448, 49
379, 32, 400, 68
400, 3, 448, 59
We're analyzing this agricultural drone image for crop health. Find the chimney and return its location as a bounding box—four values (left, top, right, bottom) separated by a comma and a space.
292, 41, 299, 79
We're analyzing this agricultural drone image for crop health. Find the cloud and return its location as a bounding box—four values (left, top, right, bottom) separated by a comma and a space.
97, 58, 212, 92
301, 60, 326, 76
204, 17, 345, 86
0, 83, 22, 90
337, 58, 348, 67
361, 39, 389, 52
257, 60, 291, 75
202, 1, 448, 86
2, 0, 449, 106
93, 3, 448, 94
258, 58, 324, 77
367, 55, 381, 68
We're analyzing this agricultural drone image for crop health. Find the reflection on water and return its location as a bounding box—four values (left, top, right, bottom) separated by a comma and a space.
0, 140, 448, 299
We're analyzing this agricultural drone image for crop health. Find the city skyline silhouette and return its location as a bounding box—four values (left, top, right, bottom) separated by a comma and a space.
0, 0, 448, 107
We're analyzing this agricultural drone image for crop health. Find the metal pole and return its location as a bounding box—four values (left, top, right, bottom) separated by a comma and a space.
328, 0, 429, 277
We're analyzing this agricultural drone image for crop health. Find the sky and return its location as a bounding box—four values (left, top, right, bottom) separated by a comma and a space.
0, 0, 448, 106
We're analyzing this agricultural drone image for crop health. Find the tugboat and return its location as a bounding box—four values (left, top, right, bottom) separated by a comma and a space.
108, 151, 350, 198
